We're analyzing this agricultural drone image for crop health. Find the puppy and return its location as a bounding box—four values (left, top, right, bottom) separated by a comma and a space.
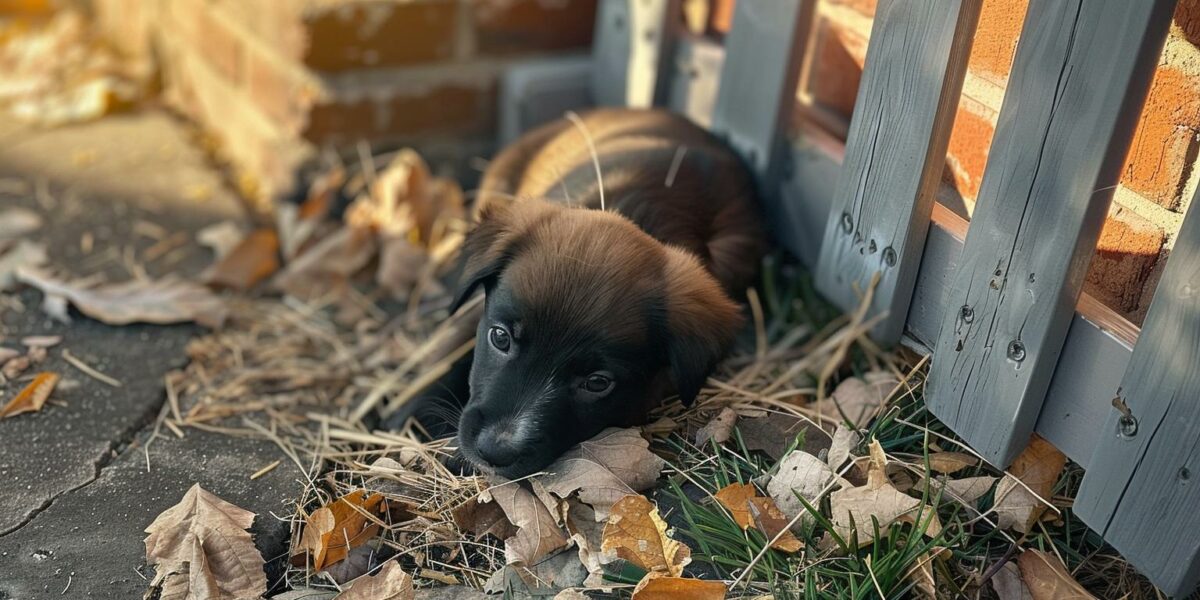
437, 108, 764, 478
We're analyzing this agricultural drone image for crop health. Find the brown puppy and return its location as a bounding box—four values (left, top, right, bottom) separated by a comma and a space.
445, 108, 765, 478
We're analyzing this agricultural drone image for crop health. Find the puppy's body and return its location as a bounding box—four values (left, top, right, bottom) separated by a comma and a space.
427, 109, 765, 477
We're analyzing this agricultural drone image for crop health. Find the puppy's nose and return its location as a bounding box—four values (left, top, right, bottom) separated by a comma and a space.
475, 422, 522, 468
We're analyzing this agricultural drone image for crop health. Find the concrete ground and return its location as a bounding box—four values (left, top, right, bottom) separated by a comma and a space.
0, 111, 485, 600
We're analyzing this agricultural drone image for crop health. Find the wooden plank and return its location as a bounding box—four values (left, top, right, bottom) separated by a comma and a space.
710, 0, 812, 183
925, 0, 1175, 467
665, 34, 724, 127
590, 0, 678, 108
781, 119, 1137, 468
1075, 191, 1200, 597
813, 0, 981, 345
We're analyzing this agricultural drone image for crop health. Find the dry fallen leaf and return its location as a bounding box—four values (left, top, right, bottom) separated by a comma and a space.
206, 228, 280, 290
767, 449, 843, 524
906, 551, 938, 599
17, 267, 227, 328
1017, 549, 1095, 600
630, 573, 726, 600
453, 495, 518, 542
553, 590, 590, 600
601, 495, 690, 577
0, 372, 58, 418
926, 475, 996, 505
695, 407, 737, 446
926, 451, 979, 475
376, 235, 428, 299
333, 561, 414, 600
21, 335, 61, 348
994, 436, 1066, 533
737, 414, 815, 460
195, 221, 245, 260
816, 371, 899, 426
302, 490, 386, 570
827, 425, 861, 470
991, 560, 1034, 600
276, 226, 377, 299
713, 483, 802, 553
487, 482, 569, 567
0, 240, 48, 291
533, 427, 665, 520
829, 439, 942, 547
143, 484, 266, 600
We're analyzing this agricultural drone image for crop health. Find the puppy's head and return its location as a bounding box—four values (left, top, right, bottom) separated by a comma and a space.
451, 200, 741, 478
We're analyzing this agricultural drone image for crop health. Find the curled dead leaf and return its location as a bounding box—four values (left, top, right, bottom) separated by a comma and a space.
206, 228, 280, 290
695, 407, 737, 446
926, 451, 979, 475
453, 495, 517, 542
533, 427, 665, 520
302, 490, 386, 570
333, 561, 413, 600
631, 573, 726, 599
143, 484, 266, 600
994, 436, 1066, 533
829, 439, 942, 547
816, 371, 899, 427
767, 449, 844, 525
602, 495, 690, 577
17, 267, 227, 328
713, 483, 802, 553
487, 481, 569, 567
0, 372, 58, 418
1017, 549, 1095, 600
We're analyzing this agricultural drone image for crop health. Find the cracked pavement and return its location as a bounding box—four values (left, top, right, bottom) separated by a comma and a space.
0, 112, 302, 599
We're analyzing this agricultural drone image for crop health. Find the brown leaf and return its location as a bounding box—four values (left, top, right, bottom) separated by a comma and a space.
334, 561, 413, 600
16, 267, 227, 328
906, 552, 938, 599
0, 372, 58, 418
994, 436, 1066, 533
564, 499, 609, 586
631, 573, 725, 600
453, 495, 518, 542
302, 491, 386, 570
991, 561, 1034, 600
375, 235, 428, 299
926, 451, 979, 475
533, 427, 665, 520
695, 407, 737, 446
713, 483, 801, 553
816, 371, 899, 426
737, 414, 818, 460
925, 475, 996, 505
275, 227, 377, 299
1017, 549, 1095, 600
487, 482, 569, 566
206, 228, 280, 290
829, 439, 942, 547
143, 484, 266, 600
195, 221, 244, 259
827, 425, 861, 470
601, 495, 690, 577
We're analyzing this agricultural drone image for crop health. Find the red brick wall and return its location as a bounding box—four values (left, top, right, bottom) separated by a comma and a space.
789, 0, 1198, 323
92, 0, 598, 207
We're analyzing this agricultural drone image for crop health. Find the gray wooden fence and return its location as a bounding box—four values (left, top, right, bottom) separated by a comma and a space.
502, 0, 1196, 594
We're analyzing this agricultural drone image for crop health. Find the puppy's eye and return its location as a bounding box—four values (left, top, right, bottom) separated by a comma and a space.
488, 326, 511, 353
581, 372, 614, 394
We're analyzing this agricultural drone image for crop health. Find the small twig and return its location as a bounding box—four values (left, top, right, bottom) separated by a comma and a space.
251, 460, 281, 480
60, 572, 72, 595
564, 111, 605, 211
61, 350, 122, 387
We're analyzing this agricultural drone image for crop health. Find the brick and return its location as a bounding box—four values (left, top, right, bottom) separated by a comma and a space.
827, 0, 877, 18
305, 80, 497, 146
1084, 205, 1166, 316
709, 0, 735, 35
944, 101, 997, 200
472, 0, 597, 55
303, 1, 460, 71
806, 16, 868, 120
1121, 67, 1200, 211
1175, 0, 1200, 46
967, 0, 1029, 85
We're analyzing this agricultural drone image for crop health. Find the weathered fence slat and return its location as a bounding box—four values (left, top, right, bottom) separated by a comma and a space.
666, 34, 724, 127
591, 0, 678, 108
710, 0, 812, 184
1074, 191, 1200, 597
813, 0, 981, 345
926, 0, 1175, 467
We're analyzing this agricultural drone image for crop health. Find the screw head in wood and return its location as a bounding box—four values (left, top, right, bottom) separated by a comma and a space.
1118, 415, 1138, 437
868, 239, 878, 254
883, 246, 897, 267
959, 305, 974, 323
1180, 466, 1192, 483
840, 212, 853, 234
1007, 340, 1026, 362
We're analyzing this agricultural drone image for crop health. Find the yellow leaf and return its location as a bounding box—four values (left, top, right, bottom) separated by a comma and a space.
0, 371, 58, 418
601, 495, 690, 577
713, 483, 802, 553
631, 573, 726, 600
713, 483, 756, 530
302, 490, 386, 570
1017, 549, 1095, 600
994, 436, 1066, 533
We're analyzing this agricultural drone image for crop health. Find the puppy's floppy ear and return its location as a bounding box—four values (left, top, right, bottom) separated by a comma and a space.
661, 246, 743, 407
450, 203, 513, 313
